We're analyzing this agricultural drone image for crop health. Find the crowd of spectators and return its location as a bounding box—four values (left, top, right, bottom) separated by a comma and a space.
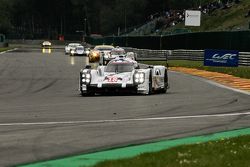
147, 0, 242, 34
245, 9, 250, 18
129, 0, 246, 36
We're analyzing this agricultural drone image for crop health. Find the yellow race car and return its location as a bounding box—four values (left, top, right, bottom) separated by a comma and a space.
89, 45, 114, 63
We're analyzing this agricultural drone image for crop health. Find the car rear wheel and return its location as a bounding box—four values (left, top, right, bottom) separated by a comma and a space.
161, 69, 168, 93
148, 70, 153, 95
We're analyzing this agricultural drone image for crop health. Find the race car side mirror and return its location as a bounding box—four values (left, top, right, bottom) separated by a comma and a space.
85, 65, 92, 69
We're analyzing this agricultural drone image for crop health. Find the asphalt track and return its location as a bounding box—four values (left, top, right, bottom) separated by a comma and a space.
0, 47, 249, 166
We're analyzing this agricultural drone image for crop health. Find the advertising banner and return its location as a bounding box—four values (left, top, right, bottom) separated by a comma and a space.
185, 10, 201, 26
204, 49, 239, 67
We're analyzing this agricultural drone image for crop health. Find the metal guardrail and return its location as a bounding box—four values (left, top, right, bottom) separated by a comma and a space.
124, 47, 250, 66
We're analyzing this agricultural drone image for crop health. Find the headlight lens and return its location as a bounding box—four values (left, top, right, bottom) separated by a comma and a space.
135, 73, 140, 79
81, 72, 91, 85
134, 72, 145, 84
86, 79, 90, 83
86, 74, 91, 79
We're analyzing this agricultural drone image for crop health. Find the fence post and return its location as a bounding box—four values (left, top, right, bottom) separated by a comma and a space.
160, 35, 162, 50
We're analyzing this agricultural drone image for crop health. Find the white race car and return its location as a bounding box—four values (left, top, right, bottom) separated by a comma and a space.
79, 56, 168, 95
101, 47, 126, 65
65, 43, 82, 54
42, 41, 52, 48
70, 46, 88, 56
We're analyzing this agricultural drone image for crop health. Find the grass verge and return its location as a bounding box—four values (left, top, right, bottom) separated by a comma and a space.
143, 60, 250, 79
0, 47, 12, 52
94, 135, 250, 167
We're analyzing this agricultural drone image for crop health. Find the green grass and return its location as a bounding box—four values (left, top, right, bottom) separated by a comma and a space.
94, 135, 250, 167
0, 47, 11, 52
143, 60, 250, 79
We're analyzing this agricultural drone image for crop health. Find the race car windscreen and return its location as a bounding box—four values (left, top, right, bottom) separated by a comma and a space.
96, 47, 113, 51
105, 63, 134, 73
111, 50, 125, 55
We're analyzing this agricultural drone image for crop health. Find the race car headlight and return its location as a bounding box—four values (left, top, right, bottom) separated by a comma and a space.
104, 55, 109, 59
86, 74, 91, 79
71, 50, 75, 54
134, 72, 145, 84
86, 79, 90, 83
81, 72, 91, 85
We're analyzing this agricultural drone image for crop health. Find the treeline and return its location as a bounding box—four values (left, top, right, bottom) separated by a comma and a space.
0, 0, 214, 39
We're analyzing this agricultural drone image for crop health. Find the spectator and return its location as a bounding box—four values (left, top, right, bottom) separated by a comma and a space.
245, 10, 250, 18
235, 0, 240, 4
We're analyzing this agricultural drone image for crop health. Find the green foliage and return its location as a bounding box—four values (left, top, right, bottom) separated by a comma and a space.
0, 47, 12, 52
169, 0, 214, 9
0, 0, 169, 36
94, 135, 250, 167
0, 0, 12, 33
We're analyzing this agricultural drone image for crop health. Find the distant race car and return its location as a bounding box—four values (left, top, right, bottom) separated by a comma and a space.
65, 43, 82, 54
42, 41, 52, 48
89, 45, 114, 63
70, 45, 89, 56
101, 47, 126, 65
79, 56, 168, 96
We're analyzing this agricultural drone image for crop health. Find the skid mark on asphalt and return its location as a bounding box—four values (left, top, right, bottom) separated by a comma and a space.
31, 79, 58, 93
0, 111, 250, 127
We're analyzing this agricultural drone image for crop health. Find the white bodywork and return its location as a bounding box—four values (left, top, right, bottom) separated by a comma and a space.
70, 46, 86, 56
65, 43, 82, 54
100, 47, 137, 65
42, 41, 51, 47
79, 57, 168, 95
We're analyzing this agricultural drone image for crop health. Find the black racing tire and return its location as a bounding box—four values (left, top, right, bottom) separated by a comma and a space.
148, 70, 153, 95
81, 90, 92, 96
83, 87, 94, 96
162, 69, 168, 93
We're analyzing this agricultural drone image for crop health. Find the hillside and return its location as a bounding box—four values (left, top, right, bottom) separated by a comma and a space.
127, 0, 250, 36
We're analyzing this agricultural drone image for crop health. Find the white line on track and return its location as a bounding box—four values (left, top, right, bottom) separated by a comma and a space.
1, 111, 250, 127
0, 48, 18, 54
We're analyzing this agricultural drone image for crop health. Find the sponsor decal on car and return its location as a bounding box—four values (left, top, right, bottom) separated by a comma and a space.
107, 76, 118, 83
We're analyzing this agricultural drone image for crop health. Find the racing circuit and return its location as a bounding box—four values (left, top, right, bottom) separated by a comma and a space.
0, 46, 250, 166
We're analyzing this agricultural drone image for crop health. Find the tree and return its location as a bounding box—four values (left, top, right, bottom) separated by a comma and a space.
0, 0, 12, 34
